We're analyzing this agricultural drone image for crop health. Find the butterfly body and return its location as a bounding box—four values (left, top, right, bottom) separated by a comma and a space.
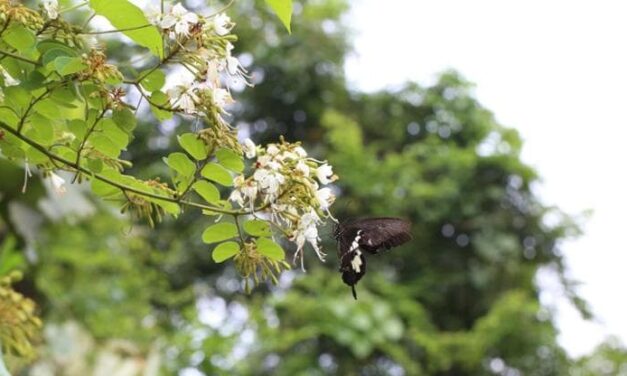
334, 217, 412, 299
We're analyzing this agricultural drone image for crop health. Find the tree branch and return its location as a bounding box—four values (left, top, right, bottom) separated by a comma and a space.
0, 50, 41, 66
0, 121, 245, 216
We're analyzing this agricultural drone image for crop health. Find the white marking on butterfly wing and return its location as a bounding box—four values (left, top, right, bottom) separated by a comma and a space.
351, 249, 363, 273
349, 230, 362, 252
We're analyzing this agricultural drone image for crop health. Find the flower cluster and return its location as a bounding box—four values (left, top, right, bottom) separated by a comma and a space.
230, 139, 338, 270
148, 3, 250, 122
0, 271, 42, 359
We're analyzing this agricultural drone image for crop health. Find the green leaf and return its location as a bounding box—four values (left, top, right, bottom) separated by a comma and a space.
37, 40, 78, 58
90, 133, 121, 158
216, 148, 244, 172
42, 48, 74, 67
0, 237, 26, 277
112, 108, 137, 133
68, 119, 87, 139
0, 133, 25, 159
140, 69, 165, 92
202, 223, 239, 244
212, 241, 240, 263
2, 24, 36, 52
178, 133, 208, 161
25, 146, 48, 164
265, 0, 293, 33
165, 152, 196, 178
86, 157, 104, 173
201, 163, 233, 186
0, 108, 19, 128
99, 119, 129, 150
33, 98, 78, 120
90, 0, 164, 58
256, 238, 285, 261
21, 70, 46, 91
91, 170, 122, 197
26, 113, 54, 146
49, 86, 80, 107
53, 57, 87, 76
243, 220, 272, 237
192, 180, 220, 203
150, 91, 172, 121
3, 86, 31, 112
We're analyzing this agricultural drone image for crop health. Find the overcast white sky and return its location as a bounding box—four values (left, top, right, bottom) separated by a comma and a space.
345, 0, 627, 357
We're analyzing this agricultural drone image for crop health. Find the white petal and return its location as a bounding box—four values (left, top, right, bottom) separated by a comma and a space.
294, 146, 307, 157
316, 164, 334, 185
174, 21, 190, 36
267, 145, 280, 156
159, 15, 177, 29
253, 168, 269, 182
243, 138, 256, 159
296, 160, 310, 177
49, 172, 66, 196
172, 3, 188, 16
316, 187, 335, 210
183, 12, 198, 24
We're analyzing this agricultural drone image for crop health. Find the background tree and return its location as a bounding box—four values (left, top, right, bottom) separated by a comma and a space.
0, 0, 619, 375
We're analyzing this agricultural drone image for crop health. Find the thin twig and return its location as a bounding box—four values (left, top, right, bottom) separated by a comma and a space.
80, 24, 153, 35
0, 121, 245, 215
0, 50, 40, 66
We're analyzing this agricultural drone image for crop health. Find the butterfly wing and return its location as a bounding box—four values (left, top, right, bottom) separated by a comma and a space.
336, 218, 411, 299
353, 217, 412, 254
337, 226, 367, 299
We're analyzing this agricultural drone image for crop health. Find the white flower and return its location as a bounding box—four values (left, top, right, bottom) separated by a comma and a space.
242, 138, 256, 159
43, 0, 58, 19
292, 210, 325, 270
230, 176, 258, 210
316, 164, 334, 185
241, 183, 258, 204
212, 88, 233, 112
224, 43, 252, 87
253, 169, 285, 196
229, 189, 244, 206
270, 204, 298, 226
49, 172, 66, 195
160, 3, 198, 37
204, 60, 221, 89
316, 187, 335, 210
0, 67, 20, 86
294, 146, 307, 158
213, 13, 233, 36
295, 160, 310, 177
168, 85, 199, 114
266, 144, 280, 156
256, 155, 281, 170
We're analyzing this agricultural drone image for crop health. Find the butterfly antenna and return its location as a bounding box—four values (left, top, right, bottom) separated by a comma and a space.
351, 285, 358, 300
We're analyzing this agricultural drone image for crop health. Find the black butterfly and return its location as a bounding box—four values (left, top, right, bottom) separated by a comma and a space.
334, 217, 412, 299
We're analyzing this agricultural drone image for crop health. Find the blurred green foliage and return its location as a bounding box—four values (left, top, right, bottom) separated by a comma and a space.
0, 0, 622, 375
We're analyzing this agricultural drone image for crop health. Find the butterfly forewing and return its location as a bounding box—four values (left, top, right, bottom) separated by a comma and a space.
335, 217, 412, 299
351, 218, 412, 253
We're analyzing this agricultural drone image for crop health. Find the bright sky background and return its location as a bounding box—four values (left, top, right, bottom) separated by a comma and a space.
345, 0, 627, 357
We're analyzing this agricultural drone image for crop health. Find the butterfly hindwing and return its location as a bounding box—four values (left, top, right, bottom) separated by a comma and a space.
335, 217, 412, 299
339, 229, 367, 298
